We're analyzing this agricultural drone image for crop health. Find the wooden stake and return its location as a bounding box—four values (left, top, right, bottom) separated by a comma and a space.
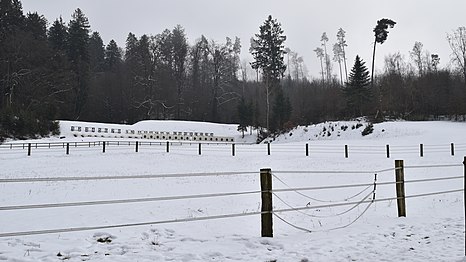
395, 160, 406, 217
260, 168, 273, 237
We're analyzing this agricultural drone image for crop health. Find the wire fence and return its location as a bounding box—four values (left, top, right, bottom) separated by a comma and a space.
0, 160, 464, 238
1, 141, 465, 158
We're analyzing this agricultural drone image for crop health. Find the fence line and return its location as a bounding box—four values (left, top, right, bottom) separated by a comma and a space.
0, 210, 264, 238
273, 189, 464, 215
0, 190, 262, 211
2, 141, 466, 158
0, 171, 257, 184
0, 159, 464, 240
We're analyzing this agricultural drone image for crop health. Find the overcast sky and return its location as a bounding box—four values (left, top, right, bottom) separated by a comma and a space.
21, 0, 466, 79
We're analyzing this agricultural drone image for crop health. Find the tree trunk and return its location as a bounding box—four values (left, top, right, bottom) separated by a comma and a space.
371, 40, 377, 88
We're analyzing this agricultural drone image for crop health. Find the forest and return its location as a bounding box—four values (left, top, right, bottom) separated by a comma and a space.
1, 0, 466, 141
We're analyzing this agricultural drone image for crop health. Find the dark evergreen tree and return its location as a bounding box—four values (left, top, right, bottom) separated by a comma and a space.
237, 98, 253, 138
88, 31, 105, 73
271, 87, 292, 132
250, 15, 287, 131
48, 17, 68, 51
67, 8, 91, 119
105, 39, 122, 71
25, 12, 47, 40
171, 25, 188, 119
344, 55, 372, 117
0, 0, 24, 41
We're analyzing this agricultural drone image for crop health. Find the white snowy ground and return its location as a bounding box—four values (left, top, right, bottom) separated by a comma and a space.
0, 120, 466, 261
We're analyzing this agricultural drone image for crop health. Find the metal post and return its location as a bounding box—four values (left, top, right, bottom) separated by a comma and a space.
386, 144, 390, 158
451, 143, 455, 156
420, 144, 424, 157
135, 141, 139, 153
166, 141, 170, 153
267, 143, 271, 156
102, 141, 106, 153
232, 144, 235, 156
260, 168, 273, 237
395, 160, 406, 217
198, 143, 202, 155
345, 145, 349, 158
66, 143, 69, 155
27, 143, 31, 156
306, 143, 309, 157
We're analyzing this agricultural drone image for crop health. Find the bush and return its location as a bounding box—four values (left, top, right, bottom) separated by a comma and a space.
361, 123, 374, 136
0, 108, 59, 141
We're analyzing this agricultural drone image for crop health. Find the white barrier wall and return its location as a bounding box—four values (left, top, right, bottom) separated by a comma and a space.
69, 125, 234, 142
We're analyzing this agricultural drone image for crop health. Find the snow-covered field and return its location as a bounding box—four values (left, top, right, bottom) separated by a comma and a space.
1, 120, 465, 261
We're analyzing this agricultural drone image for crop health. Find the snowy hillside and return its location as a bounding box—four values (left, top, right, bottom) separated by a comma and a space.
1, 120, 466, 261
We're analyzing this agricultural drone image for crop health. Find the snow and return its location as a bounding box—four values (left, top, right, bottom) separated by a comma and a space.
1, 120, 466, 261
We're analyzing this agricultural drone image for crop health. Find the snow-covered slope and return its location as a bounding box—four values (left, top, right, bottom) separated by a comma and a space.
1, 120, 466, 261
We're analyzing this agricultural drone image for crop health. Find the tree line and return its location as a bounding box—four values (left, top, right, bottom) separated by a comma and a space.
1, 0, 465, 142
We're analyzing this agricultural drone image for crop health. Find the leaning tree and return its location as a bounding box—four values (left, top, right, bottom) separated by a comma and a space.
371, 18, 396, 87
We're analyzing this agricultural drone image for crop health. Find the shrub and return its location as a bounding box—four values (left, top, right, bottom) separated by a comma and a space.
362, 124, 374, 136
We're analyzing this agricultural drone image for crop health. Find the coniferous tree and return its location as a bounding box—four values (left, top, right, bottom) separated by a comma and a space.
105, 39, 122, 71
250, 15, 287, 131
271, 87, 292, 132
67, 8, 91, 119
344, 55, 372, 117
88, 31, 105, 73
48, 17, 68, 51
171, 25, 188, 119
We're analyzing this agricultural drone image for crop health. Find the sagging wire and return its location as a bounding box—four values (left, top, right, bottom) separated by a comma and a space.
272, 173, 373, 203
273, 173, 377, 233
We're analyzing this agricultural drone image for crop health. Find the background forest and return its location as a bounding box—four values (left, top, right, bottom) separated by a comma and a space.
1, 0, 465, 141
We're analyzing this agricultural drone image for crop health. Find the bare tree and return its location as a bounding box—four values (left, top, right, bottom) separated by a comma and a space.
410, 41, 424, 76
321, 32, 331, 82
447, 26, 466, 86
333, 43, 344, 85
336, 28, 348, 82
314, 47, 325, 84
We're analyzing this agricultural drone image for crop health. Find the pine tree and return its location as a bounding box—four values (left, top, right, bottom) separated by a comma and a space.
371, 18, 396, 87
237, 98, 253, 138
250, 15, 287, 131
271, 87, 292, 132
67, 8, 91, 119
88, 31, 105, 73
48, 17, 68, 51
344, 55, 372, 117
105, 40, 121, 71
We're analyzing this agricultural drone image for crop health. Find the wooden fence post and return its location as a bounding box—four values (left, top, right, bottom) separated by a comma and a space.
66, 143, 69, 155
102, 141, 106, 153
135, 141, 139, 152
395, 160, 406, 217
232, 144, 235, 156
198, 143, 202, 155
345, 145, 349, 158
166, 141, 170, 153
27, 143, 31, 156
451, 143, 455, 156
306, 143, 309, 157
420, 144, 424, 157
260, 168, 273, 237
267, 143, 271, 156
386, 144, 390, 158
463, 156, 466, 256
